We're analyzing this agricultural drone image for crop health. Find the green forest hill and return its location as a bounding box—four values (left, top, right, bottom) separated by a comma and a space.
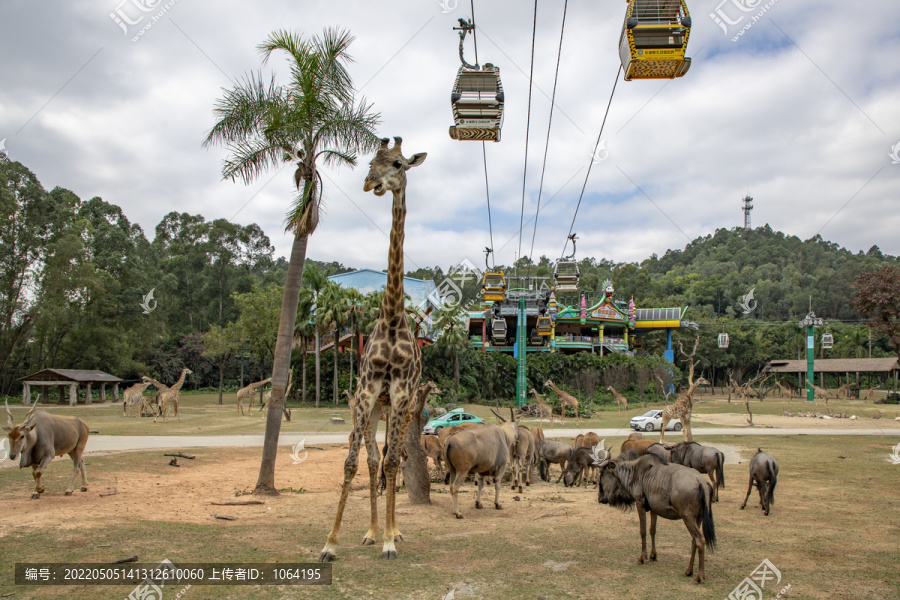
2, 160, 896, 399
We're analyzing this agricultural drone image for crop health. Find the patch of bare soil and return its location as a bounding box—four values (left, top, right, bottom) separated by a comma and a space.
694, 412, 900, 429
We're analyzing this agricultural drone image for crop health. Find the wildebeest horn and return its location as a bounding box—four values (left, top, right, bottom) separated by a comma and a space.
4, 400, 13, 429
490, 408, 506, 423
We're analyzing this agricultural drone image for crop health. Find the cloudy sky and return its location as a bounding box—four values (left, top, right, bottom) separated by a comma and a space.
1, 0, 898, 272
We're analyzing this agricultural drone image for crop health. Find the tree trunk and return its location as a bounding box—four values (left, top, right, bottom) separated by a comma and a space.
254, 232, 309, 496
401, 389, 431, 505
301, 347, 308, 403
315, 330, 321, 408
218, 363, 224, 405
333, 324, 339, 405
454, 352, 460, 389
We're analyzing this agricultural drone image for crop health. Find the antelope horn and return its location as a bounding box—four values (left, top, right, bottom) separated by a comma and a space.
490, 408, 506, 423
5, 400, 13, 429
22, 401, 39, 425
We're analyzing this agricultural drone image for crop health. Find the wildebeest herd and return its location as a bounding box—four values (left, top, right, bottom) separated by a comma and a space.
4, 401, 780, 584
424, 415, 779, 584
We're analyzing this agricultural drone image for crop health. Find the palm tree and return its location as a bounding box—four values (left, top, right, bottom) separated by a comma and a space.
319, 281, 347, 405
342, 287, 366, 395
302, 264, 328, 408
292, 289, 315, 403
433, 302, 468, 389
203, 27, 380, 495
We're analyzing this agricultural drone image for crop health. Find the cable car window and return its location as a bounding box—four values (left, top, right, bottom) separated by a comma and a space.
632, 28, 685, 49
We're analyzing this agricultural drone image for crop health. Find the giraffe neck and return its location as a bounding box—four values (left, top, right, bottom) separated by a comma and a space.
381, 187, 407, 319
171, 370, 188, 393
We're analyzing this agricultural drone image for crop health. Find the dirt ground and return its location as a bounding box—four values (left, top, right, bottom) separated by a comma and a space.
693, 412, 900, 429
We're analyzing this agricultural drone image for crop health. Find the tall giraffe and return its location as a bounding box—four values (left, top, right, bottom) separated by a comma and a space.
123, 381, 151, 417
529, 388, 553, 425
543, 380, 580, 424
144, 368, 192, 423
606, 385, 628, 415
660, 337, 705, 443
236, 377, 271, 416
320, 137, 426, 562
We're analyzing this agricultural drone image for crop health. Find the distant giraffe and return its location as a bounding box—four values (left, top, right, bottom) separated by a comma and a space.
123, 381, 151, 417
261, 370, 292, 420
660, 337, 705, 443
806, 381, 829, 407
143, 368, 191, 423
863, 386, 879, 402
529, 388, 553, 425
835, 383, 852, 399
236, 377, 271, 416
543, 380, 579, 424
606, 385, 628, 415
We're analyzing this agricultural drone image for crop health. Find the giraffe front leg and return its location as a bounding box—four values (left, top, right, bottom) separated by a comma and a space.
361, 405, 381, 546
320, 405, 371, 562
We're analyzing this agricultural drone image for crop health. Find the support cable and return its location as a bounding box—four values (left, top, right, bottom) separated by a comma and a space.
529, 0, 568, 266
517, 0, 539, 276
563, 64, 622, 256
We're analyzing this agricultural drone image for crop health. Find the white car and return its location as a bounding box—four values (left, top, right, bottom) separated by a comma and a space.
630, 409, 682, 432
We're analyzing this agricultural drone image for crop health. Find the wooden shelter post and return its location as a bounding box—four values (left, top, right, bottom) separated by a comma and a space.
22, 383, 30, 406
58, 385, 65, 405
69, 383, 78, 406
85, 383, 92, 405
113, 383, 119, 401
41, 386, 49, 404
100, 383, 106, 403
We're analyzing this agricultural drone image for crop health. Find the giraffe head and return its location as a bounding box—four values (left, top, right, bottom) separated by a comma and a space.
363, 137, 427, 197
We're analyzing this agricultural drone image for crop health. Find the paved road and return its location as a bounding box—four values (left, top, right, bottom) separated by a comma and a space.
82, 428, 900, 453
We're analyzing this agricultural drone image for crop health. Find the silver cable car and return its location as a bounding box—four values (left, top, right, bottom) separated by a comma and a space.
449, 19, 504, 142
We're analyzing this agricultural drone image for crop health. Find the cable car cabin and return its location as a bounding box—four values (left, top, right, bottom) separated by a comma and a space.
821, 333, 834, 349
528, 329, 545, 346
536, 315, 552, 336
619, 0, 692, 81
718, 332, 729, 349
482, 271, 507, 302
490, 317, 508, 345
449, 64, 504, 142
554, 260, 580, 292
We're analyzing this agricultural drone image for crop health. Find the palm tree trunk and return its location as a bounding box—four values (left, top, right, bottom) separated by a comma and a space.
333, 324, 339, 405
315, 329, 321, 408
254, 232, 309, 496
302, 347, 308, 403
217, 363, 224, 405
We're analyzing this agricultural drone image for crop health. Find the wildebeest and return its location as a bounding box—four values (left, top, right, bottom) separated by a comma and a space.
3, 401, 90, 499
538, 439, 571, 483
740, 448, 778, 516
563, 440, 610, 487
510, 424, 536, 493
667, 441, 725, 502
596, 450, 716, 583
571, 432, 602, 483
443, 408, 519, 518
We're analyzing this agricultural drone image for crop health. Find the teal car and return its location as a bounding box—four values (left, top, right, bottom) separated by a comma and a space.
422, 409, 484, 435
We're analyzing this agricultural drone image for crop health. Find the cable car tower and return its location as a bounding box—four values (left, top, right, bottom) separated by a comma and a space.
449, 18, 505, 142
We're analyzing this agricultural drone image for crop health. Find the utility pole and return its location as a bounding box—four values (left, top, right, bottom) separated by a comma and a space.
516, 294, 527, 407
799, 312, 823, 402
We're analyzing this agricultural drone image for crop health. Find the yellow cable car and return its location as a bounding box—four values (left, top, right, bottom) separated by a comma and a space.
449, 19, 505, 142
536, 315, 552, 336
482, 271, 507, 302
619, 0, 692, 81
